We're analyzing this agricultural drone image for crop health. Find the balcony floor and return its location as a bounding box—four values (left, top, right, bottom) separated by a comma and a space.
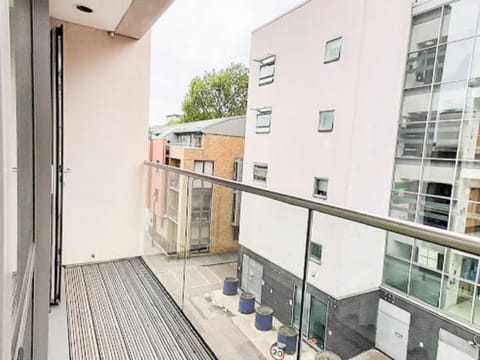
64, 257, 216, 360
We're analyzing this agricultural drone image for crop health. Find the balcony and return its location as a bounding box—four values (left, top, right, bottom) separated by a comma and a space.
45, 162, 480, 360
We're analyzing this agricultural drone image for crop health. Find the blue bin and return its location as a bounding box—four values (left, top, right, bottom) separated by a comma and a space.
255, 306, 273, 331
222, 277, 238, 295
238, 292, 255, 314
277, 325, 298, 355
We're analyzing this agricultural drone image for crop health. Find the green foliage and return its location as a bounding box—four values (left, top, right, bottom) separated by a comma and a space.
181, 63, 249, 122
166, 118, 183, 125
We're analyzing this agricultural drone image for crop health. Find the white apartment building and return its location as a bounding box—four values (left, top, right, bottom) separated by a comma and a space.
239, 0, 480, 359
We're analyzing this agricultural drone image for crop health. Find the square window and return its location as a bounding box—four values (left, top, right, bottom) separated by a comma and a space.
318, 110, 334, 132
253, 163, 268, 186
310, 243, 322, 264
256, 107, 272, 133
259, 55, 275, 86
313, 178, 328, 199
324, 37, 342, 63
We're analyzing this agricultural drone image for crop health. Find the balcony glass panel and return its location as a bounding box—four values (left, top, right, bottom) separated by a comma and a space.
184, 180, 309, 358
143, 163, 480, 359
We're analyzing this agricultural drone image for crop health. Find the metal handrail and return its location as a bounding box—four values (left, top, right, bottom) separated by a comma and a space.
144, 161, 480, 255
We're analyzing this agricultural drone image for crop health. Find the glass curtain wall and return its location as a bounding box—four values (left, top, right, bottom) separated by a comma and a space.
385, 0, 480, 326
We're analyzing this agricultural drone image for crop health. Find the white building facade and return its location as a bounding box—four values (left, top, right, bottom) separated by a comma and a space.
239, 0, 480, 359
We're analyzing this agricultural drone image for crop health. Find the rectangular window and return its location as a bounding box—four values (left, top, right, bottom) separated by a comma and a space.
318, 110, 334, 132
259, 55, 275, 86
253, 163, 268, 186
324, 37, 342, 63
256, 107, 272, 133
310, 243, 322, 264
313, 178, 328, 199
193, 160, 214, 188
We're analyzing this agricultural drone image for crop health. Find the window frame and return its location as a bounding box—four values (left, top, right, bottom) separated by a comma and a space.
193, 160, 214, 188
318, 110, 335, 132
258, 55, 276, 86
324, 37, 342, 64
310, 242, 323, 264
253, 163, 268, 187
313, 177, 329, 199
256, 107, 272, 134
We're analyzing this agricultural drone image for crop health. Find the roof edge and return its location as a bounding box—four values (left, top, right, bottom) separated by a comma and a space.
252, 0, 312, 34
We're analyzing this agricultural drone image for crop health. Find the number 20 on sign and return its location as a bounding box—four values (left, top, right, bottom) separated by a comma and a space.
269, 343, 285, 360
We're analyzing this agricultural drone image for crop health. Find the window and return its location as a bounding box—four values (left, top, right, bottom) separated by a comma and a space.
233, 158, 243, 181
318, 110, 334, 132
193, 160, 213, 188
253, 163, 267, 186
256, 107, 272, 133
310, 243, 322, 264
174, 133, 202, 148
258, 55, 275, 86
324, 37, 342, 63
313, 178, 328, 199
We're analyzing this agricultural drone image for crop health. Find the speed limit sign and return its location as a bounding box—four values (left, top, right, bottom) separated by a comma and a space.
269, 343, 285, 360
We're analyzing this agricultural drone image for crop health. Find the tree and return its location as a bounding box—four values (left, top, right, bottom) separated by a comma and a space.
179, 63, 249, 123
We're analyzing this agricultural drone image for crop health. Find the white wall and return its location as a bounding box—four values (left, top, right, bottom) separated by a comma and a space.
240, 0, 411, 298
55, 20, 151, 264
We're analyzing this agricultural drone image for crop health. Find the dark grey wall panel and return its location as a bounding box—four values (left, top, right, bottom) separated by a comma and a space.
325, 291, 378, 359
239, 245, 378, 358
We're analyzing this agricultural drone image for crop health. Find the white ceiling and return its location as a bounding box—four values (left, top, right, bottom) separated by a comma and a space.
50, 0, 133, 32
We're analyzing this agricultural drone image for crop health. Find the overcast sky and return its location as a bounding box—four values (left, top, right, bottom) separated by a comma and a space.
149, 0, 304, 126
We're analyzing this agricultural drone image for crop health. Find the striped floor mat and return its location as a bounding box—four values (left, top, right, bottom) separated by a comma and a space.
65, 257, 217, 360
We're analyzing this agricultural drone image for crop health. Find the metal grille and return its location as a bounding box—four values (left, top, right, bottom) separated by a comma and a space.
65, 258, 216, 360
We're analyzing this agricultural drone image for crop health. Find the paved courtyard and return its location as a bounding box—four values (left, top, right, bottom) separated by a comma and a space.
144, 252, 390, 360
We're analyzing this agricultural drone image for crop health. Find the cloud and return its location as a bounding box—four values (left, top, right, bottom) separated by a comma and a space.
149, 0, 305, 125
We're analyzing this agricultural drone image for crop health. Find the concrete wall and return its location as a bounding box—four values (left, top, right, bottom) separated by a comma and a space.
240, 0, 411, 298
53, 20, 151, 264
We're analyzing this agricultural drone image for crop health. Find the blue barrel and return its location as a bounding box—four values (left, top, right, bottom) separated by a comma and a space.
222, 277, 239, 295
277, 325, 298, 355
238, 292, 255, 314
255, 306, 273, 331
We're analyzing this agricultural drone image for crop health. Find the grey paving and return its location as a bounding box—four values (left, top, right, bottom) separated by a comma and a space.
65, 257, 217, 360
